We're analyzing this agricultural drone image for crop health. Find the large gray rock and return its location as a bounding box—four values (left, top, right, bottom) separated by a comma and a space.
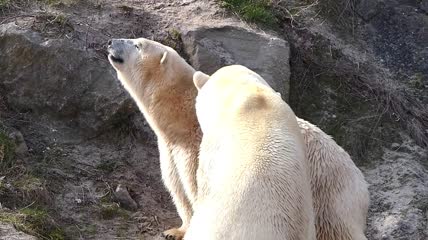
8, 129, 28, 159
182, 26, 290, 99
113, 184, 138, 211
0, 223, 37, 240
421, 0, 428, 13
0, 23, 136, 136
356, 0, 383, 21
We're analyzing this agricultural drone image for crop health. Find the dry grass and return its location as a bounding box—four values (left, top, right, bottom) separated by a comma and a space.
219, 0, 277, 26
272, 0, 358, 33
0, 144, 4, 162
0, 0, 32, 11
0, 208, 65, 240
0, 127, 15, 171
332, 60, 428, 147
374, 84, 428, 147
277, 0, 428, 150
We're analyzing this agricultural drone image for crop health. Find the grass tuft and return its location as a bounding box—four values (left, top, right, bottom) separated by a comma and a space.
220, 0, 277, 26
0, 0, 11, 8
0, 208, 65, 240
0, 129, 15, 172
99, 203, 130, 220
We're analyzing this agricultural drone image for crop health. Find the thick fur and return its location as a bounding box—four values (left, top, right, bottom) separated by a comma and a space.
299, 119, 369, 240
186, 65, 315, 240
108, 38, 201, 240
194, 66, 369, 240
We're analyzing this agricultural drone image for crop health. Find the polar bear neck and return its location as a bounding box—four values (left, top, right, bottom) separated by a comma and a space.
122, 68, 201, 146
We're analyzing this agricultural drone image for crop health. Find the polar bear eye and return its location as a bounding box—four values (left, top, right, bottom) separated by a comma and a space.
134, 44, 140, 50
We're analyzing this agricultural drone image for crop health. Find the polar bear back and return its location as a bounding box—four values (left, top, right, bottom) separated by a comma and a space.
188, 65, 315, 240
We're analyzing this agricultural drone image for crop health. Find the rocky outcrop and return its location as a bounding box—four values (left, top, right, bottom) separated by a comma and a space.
182, 26, 290, 99
0, 0, 427, 239
113, 184, 138, 211
0, 23, 136, 137
278, 1, 428, 239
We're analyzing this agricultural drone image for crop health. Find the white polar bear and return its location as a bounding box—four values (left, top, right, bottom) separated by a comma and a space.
107, 38, 201, 239
185, 65, 316, 240
107, 37, 369, 240
193, 66, 369, 240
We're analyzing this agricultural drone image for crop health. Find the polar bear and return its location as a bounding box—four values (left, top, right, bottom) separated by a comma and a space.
107, 38, 369, 240
107, 38, 200, 239
185, 65, 315, 240
194, 66, 369, 240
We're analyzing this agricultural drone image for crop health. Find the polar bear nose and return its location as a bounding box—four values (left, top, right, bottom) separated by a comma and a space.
108, 40, 112, 47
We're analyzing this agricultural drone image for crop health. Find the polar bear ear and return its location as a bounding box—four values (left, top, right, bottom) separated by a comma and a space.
160, 52, 168, 64
193, 71, 210, 90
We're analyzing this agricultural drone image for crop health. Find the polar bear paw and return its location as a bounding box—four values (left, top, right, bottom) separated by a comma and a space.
161, 228, 185, 240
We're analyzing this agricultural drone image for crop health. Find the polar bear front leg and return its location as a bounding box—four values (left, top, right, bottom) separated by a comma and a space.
159, 144, 193, 240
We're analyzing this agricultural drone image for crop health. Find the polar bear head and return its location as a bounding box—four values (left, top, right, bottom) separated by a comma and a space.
107, 38, 195, 102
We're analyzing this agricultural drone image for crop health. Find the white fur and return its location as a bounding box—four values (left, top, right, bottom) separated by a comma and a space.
186, 65, 316, 240
206, 65, 369, 240
108, 38, 200, 239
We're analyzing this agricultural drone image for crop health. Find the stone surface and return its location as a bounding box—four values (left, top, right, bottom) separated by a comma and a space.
421, 0, 428, 13
0, 23, 136, 137
356, 0, 382, 21
182, 26, 290, 99
364, 137, 428, 240
0, 223, 37, 240
113, 184, 138, 211
8, 129, 28, 159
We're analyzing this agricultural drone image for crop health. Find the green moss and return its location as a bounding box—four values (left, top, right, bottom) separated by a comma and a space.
0, 210, 20, 225
118, 5, 134, 13
37, 0, 62, 5
220, 0, 277, 26
100, 203, 130, 220
53, 14, 68, 25
19, 175, 49, 204
83, 224, 98, 235
0, 208, 65, 240
409, 73, 424, 89
0, 0, 11, 8
47, 229, 66, 240
170, 28, 181, 41
14, 175, 45, 192
159, 28, 182, 51
0, 130, 16, 172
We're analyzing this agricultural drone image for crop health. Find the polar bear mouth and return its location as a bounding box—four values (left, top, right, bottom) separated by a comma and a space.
108, 54, 124, 64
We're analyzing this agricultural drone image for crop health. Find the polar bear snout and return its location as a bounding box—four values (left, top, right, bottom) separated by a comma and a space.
107, 39, 127, 64
107, 39, 137, 65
